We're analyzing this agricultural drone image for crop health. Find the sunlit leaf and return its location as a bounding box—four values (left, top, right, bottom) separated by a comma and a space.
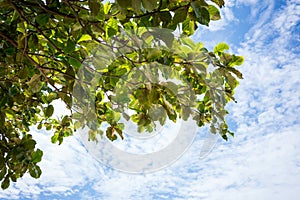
214, 42, 229, 54
208, 5, 221, 20
78, 34, 92, 43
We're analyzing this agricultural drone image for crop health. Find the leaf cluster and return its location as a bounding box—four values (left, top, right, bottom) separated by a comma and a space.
0, 0, 243, 189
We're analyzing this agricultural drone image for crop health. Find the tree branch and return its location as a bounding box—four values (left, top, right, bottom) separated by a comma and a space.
18, 0, 76, 19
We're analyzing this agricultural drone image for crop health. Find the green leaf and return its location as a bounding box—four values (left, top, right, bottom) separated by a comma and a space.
106, 111, 121, 124
226, 72, 239, 90
10, 174, 17, 182
65, 66, 75, 80
116, 123, 125, 130
27, 74, 42, 93
1, 175, 10, 190
45, 105, 54, 118
181, 36, 196, 49
210, 125, 216, 134
159, 11, 172, 27
222, 134, 228, 141
208, 5, 221, 20
29, 34, 39, 51
214, 42, 229, 54
146, 48, 162, 61
31, 149, 43, 163
132, 0, 142, 13
11, 10, 19, 22
60, 93, 72, 108
73, 121, 81, 130
191, 2, 210, 26
116, 0, 131, 8
37, 123, 43, 130
18, 66, 28, 79
23, 138, 36, 150
29, 165, 42, 178
142, 0, 157, 11
36, 14, 51, 26
106, 127, 117, 141
115, 128, 124, 140
228, 55, 244, 67
181, 106, 191, 121
173, 7, 188, 25
64, 39, 76, 54
89, 0, 101, 16
104, 2, 112, 14
106, 18, 119, 38
78, 34, 92, 43
51, 134, 58, 143
227, 67, 243, 79
0, 166, 6, 180
47, 92, 58, 102
228, 130, 234, 137
151, 29, 174, 48
211, 0, 225, 8
69, 57, 82, 69
182, 18, 195, 36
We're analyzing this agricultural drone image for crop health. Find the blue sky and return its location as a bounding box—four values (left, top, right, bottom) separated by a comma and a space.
1, 0, 300, 199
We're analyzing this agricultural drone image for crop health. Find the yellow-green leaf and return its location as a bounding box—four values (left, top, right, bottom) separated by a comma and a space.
214, 42, 229, 54
78, 34, 92, 43
208, 5, 221, 21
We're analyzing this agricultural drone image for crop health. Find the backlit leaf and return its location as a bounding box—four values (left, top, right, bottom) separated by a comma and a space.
228, 55, 244, 67
214, 42, 229, 54
208, 5, 221, 20
78, 34, 92, 43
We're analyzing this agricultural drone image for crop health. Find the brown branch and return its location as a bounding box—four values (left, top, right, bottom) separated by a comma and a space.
65, 1, 107, 45
0, 32, 18, 48
0, 15, 61, 93
10, 2, 83, 64
18, 0, 76, 19
129, 3, 190, 19
10, 2, 62, 53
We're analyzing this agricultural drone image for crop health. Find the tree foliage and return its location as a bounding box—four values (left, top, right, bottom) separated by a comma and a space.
0, 0, 243, 189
